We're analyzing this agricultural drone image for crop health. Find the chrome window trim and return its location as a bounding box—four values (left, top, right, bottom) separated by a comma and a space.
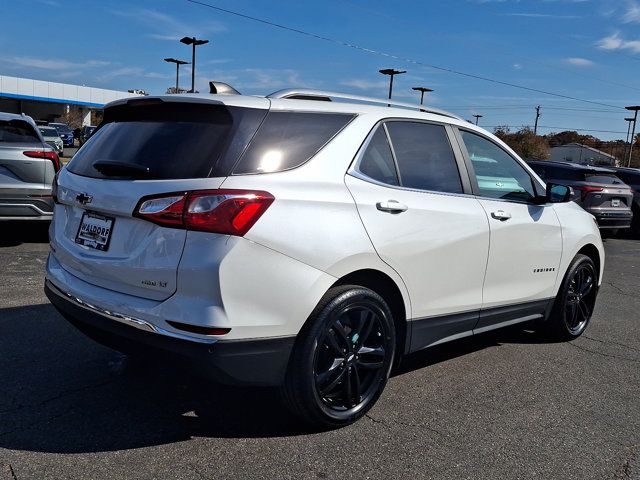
348, 117, 473, 198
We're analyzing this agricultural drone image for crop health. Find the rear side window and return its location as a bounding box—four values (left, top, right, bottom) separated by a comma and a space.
357, 126, 399, 186
232, 112, 354, 174
386, 122, 463, 193
67, 102, 267, 179
616, 171, 640, 185
0, 120, 40, 143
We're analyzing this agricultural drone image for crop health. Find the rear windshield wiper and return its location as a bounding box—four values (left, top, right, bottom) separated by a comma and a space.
92, 161, 151, 178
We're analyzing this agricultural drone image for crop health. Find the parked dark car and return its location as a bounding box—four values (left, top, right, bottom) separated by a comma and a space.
612, 167, 640, 234
79, 125, 97, 145
49, 122, 75, 147
528, 160, 633, 232
0, 112, 59, 220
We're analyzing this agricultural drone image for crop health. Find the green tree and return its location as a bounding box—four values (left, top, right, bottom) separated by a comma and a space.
493, 126, 550, 160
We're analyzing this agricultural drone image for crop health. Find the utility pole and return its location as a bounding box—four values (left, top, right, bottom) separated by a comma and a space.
534, 105, 541, 135
379, 69, 406, 106
180, 36, 209, 93
412, 86, 433, 105
473, 114, 483, 126
625, 106, 640, 167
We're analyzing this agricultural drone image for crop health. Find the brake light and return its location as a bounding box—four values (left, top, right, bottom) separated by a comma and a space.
133, 189, 274, 236
574, 185, 603, 202
23, 150, 61, 172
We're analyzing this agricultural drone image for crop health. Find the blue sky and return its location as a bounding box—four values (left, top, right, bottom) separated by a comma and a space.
2, 0, 640, 139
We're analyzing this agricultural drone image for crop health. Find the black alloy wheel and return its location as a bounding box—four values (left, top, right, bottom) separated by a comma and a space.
283, 286, 395, 428
545, 254, 598, 341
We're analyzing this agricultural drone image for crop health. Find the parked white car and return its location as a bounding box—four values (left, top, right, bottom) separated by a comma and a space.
45, 88, 604, 427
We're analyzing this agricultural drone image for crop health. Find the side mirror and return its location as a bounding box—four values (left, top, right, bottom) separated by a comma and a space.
546, 183, 572, 203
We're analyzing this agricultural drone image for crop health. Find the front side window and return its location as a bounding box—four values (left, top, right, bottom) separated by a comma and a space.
385, 122, 463, 194
461, 131, 536, 202
357, 126, 399, 186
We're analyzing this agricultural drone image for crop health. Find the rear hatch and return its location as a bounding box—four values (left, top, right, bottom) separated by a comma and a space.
51, 96, 269, 301
576, 173, 634, 213
0, 119, 48, 191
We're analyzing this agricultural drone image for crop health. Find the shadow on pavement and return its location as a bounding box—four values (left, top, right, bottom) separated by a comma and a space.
0, 221, 50, 247
0, 303, 548, 454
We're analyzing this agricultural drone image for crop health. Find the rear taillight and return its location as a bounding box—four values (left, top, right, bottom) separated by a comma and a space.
133, 189, 274, 236
574, 186, 603, 202
23, 150, 61, 172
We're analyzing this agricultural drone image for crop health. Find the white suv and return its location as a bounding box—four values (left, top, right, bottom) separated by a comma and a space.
45, 88, 604, 427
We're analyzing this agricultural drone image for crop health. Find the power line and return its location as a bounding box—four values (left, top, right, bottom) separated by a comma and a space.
484, 125, 629, 134
185, 0, 628, 110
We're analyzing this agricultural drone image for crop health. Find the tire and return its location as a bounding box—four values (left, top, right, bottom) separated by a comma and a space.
544, 254, 598, 341
282, 285, 396, 428
601, 228, 618, 238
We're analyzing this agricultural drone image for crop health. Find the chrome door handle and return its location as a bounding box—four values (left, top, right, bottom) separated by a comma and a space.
491, 210, 512, 221
376, 200, 408, 213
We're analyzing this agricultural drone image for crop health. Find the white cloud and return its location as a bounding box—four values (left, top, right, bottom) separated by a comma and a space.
2, 56, 110, 70
623, 0, 640, 22
341, 79, 389, 90
596, 32, 640, 54
112, 8, 226, 41
502, 12, 582, 18
565, 57, 595, 66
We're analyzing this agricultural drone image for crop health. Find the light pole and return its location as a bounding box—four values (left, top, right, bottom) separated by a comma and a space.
473, 114, 483, 126
624, 116, 635, 164
625, 106, 640, 167
164, 58, 189, 93
379, 69, 406, 105
412, 86, 433, 105
180, 36, 209, 93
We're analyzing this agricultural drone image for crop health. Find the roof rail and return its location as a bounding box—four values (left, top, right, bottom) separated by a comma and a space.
267, 88, 463, 120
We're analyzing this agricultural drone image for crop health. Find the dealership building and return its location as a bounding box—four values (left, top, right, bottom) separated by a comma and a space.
0, 75, 140, 125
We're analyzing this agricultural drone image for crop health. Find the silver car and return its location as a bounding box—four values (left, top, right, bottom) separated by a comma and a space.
528, 160, 634, 232
0, 112, 60, 220
39, 126, 64, 155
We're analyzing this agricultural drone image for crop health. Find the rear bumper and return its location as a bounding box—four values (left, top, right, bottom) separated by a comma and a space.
45, 279, 295, 386
0, 195, 54, 220
591, 210, 633, 229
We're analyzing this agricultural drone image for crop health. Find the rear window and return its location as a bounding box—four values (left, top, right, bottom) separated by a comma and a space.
232, 111, 354, 174
585, 174, 624, 185
0, 120, 40, 143
67, 102, 267, 179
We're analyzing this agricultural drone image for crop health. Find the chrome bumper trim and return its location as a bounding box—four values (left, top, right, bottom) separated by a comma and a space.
46, 279, 218, 345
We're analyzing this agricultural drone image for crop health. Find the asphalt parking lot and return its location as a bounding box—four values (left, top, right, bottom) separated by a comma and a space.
0, 224, 638, 480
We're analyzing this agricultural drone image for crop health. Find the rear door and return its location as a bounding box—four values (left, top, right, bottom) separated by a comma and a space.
0, 118, 48, 193
51, 97, 269, 301
455, 129, 562, 329
346, 120, 489, 350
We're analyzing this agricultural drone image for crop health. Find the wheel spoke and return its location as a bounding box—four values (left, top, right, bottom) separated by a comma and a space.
357, 309, 375, 343
344, 366, 352, 405
358, 345, 385, 357
351, 365, 361, 405
580, 276, 593, 296
578, 299, 591, 321
332, 320, 350, 350
325, 330, 344, 355
357, 358, 384, 370
317, 362, 346, 395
